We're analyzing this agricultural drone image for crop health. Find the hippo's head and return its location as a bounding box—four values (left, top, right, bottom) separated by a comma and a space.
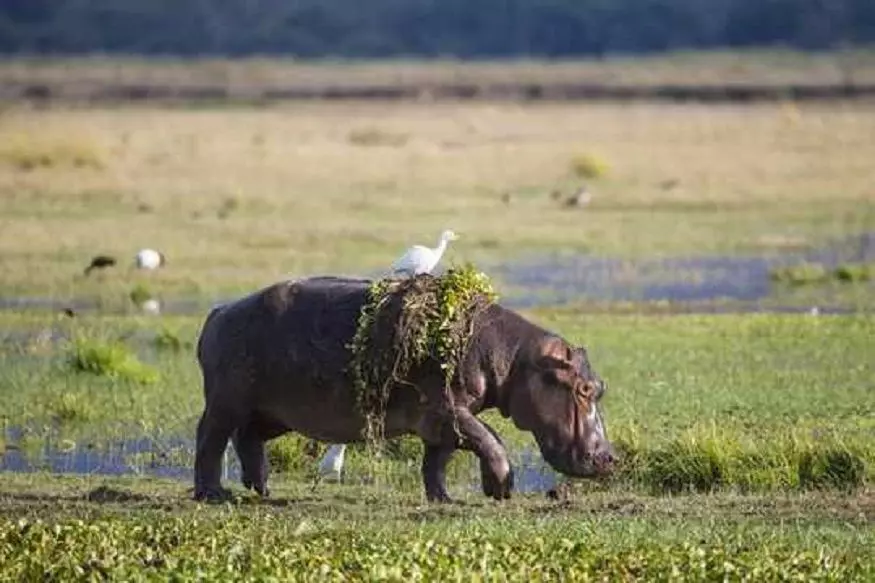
505, 336, 614, 478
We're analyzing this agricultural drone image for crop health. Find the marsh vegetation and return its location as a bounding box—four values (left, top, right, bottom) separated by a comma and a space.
1, 54, 874, 580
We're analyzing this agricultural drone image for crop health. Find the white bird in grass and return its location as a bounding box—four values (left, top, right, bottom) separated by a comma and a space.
391, 229, 459, 277
311, 444, 347, 491
135, 248, 166, 270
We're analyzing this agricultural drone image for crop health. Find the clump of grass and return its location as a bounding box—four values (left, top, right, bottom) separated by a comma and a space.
798, 447, 866, 491
0, 133, 106, 171
152, 327, 192, 353
621, 429, 869, 494
129, 284, 152, 306
642, 435, 725, 494
834, 263, 873, 282
265, 434, 316, 475
65, 336, 158, 384
769, 262, 829, 285
771, 262, 873, 285
569, 152, 609, 180
348, 127, 409, 147
43, 392, 94, 425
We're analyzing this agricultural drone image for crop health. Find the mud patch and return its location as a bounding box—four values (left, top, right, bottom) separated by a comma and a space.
85, 485, 152, 503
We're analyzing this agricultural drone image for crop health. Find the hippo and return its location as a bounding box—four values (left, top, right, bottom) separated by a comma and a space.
194, 276, 614, 502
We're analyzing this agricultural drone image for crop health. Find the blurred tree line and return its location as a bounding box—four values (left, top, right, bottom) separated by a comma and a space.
0, 0, 872, 56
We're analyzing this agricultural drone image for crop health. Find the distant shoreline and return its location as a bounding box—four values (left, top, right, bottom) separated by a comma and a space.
5, 80, 875, 105
2, 50, 875, 104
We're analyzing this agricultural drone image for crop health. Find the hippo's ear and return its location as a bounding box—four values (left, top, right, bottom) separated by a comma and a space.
535, 336, 575, 370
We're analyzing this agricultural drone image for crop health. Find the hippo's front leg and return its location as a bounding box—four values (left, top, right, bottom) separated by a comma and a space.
472, 419, 514, 500
418, 409, 513, 502
455, 411, 514, 501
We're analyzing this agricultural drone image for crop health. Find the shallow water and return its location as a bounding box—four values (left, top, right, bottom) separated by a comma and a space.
492, 232, 874, 308
0, 429, 558, 492
0, 431, 235, 482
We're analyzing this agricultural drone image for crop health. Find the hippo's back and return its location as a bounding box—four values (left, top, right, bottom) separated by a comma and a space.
197, 276, 373, 394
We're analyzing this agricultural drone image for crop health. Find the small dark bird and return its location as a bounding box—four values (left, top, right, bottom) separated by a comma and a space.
564, 185, 592, 208
500, 192, 512, 205
61, 307, 76, 318
550, 189, 563, 201
84, 255, 117, 276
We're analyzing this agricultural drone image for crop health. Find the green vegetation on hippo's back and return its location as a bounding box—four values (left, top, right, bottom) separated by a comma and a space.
347, 264, 498, 444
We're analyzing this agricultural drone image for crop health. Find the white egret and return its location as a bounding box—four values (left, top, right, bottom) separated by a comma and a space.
311, 444, 347, 491
135, 248, 166, 270
391, 229, 458, 277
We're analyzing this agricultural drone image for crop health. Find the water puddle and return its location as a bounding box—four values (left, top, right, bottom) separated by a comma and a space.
492, 233, 874, 308
1, 430, 558, 493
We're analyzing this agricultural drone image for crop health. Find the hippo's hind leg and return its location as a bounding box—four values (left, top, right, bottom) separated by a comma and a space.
194, 404, 238, 502
421, 444, 455, 503
232, 423, 270, 497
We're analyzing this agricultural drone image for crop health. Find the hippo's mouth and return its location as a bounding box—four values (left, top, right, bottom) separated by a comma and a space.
537, 437, 615, 478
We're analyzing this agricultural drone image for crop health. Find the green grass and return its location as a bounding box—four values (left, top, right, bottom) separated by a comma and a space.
1, 309, 873, 578
0, 475, 873, 580
771, 262, 875, 286
1, 310, 872, 492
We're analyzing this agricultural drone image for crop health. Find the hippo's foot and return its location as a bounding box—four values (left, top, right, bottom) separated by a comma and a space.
242, 479, 270, 498
481, 462, 514, 501
426, 488, 453, 504
193, 485, 234, 503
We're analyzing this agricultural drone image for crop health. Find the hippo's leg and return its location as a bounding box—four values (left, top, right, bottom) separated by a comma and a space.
455, 411, 513, 501
194, 405, 236, 502
471, 419, 514, 500
232, 424, 270, 497
421, 444, 455, 503
419, 410, 513, 502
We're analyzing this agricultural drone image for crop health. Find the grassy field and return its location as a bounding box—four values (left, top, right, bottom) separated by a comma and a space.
1, 308, 873, 578
1, 99, 873, 305
1, 53, 874, 578
2, 309, 873, 486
